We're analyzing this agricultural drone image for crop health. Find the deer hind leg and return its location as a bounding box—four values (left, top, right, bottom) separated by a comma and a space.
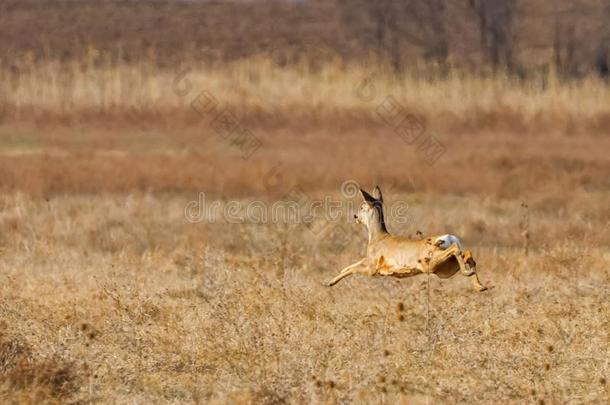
327, 258, 366, 287
461, 250, 476, 276
461, 249, 487, 292
431, 245, 487, 292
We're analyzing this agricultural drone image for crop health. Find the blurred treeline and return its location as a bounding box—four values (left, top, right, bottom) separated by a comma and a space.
0, 0, 608, 78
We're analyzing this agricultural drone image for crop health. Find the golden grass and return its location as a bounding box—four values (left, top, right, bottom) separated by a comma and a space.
2, 57, 610, 134
1, 55, 609, 404
0, 191, 608, 403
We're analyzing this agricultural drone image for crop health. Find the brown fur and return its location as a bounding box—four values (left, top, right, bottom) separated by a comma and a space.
327, 187, 487, 291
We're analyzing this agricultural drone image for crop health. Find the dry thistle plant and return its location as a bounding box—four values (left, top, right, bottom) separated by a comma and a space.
520, 202, 531, 256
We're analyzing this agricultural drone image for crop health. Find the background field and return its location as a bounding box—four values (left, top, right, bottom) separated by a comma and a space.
1, 0, 609, 404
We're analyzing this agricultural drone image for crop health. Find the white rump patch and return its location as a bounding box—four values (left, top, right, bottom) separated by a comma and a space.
435, 234, 463, 250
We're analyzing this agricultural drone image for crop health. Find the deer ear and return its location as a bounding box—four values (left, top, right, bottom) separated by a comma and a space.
359, 188, 376, 205
373, 185, 383, 202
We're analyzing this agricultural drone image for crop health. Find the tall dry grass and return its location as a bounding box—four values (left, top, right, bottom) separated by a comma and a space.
0, 192, 608, 403
2, 54, 610, 133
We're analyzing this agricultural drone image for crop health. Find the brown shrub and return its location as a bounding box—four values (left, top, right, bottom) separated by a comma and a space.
0, 332, 79, 401
3, 358, 79, 400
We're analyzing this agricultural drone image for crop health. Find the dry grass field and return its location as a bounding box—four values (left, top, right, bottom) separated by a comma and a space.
0, 193, 608, 403
1, 1, 610, 404
0, 119, 609, 403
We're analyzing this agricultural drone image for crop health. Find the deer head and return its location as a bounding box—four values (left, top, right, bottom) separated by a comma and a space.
354, 186, 388, 240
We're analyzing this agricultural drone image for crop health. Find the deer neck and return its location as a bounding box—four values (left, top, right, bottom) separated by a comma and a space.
367, 213, 388, 244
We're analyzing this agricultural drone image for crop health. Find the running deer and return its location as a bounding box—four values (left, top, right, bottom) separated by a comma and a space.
326, 186, 487, 291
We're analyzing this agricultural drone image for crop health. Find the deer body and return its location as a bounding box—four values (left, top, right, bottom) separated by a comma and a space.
327, 187, 487, 292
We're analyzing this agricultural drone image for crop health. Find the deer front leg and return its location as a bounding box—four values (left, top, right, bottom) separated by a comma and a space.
327, 258, 366, 287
